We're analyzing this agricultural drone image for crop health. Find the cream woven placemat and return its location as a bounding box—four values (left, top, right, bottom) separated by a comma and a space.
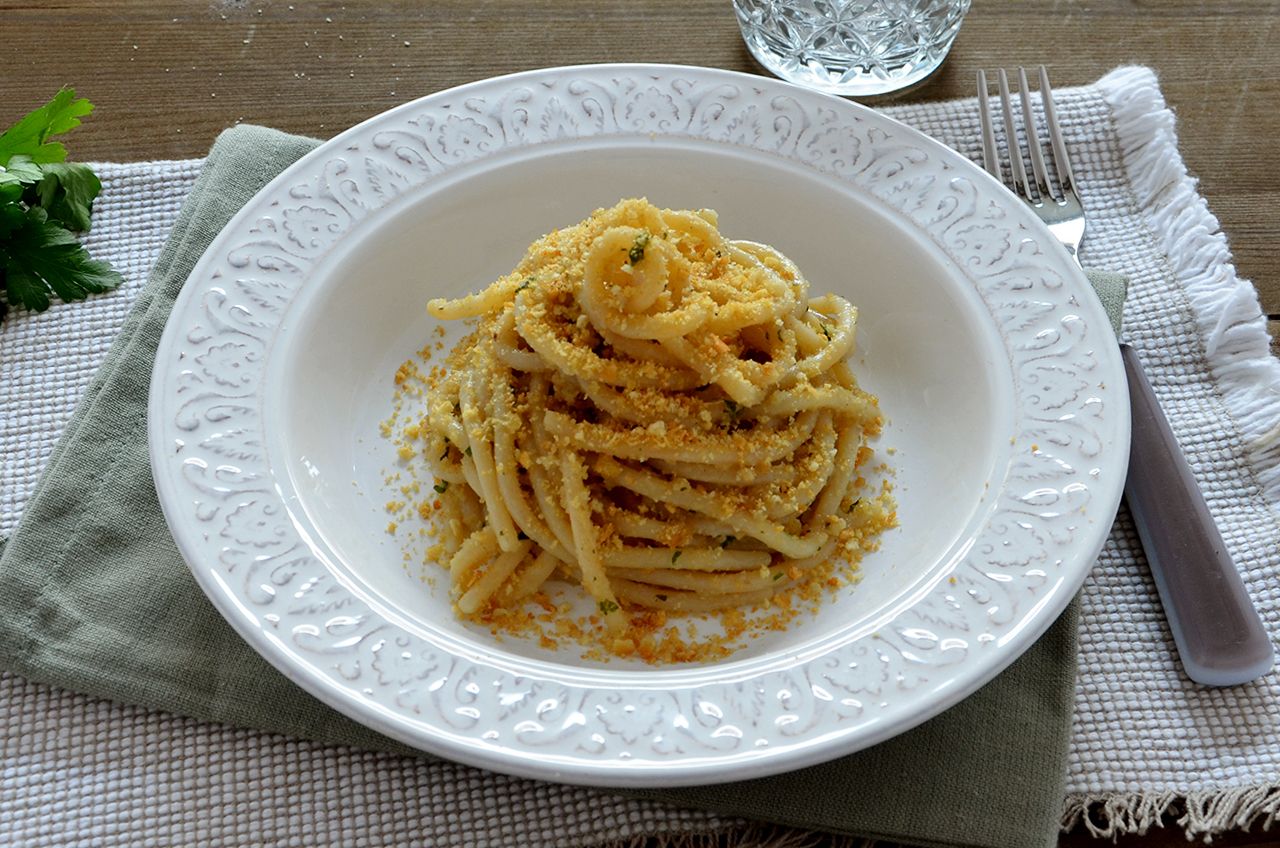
2, 66, 1278, 845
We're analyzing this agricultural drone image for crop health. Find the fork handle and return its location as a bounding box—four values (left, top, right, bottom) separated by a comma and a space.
1121, 343, 1274, 686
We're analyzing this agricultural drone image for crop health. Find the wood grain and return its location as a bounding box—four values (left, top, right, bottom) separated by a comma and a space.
2, 2, 1277, 845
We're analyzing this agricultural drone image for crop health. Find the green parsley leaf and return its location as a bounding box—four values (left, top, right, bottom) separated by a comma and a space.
671, 549, 682, 563
432, 480, 449, 494
773, 571, 784, 581
0, 88, 94, 167
0, 200, 25, 238
33, 162, 101, 232
598, 599, 620, 615
1, 206, 121, 313
0, 155, 44, 187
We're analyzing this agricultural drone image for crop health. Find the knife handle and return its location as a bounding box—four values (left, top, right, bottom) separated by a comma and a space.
1121, 343, 1273, 686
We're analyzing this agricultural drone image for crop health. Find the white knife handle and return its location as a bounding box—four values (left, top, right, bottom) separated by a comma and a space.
1121, 344, 1273, 686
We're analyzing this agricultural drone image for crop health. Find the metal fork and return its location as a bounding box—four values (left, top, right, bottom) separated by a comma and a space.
977, 66, 1084, 265
977, 67, 1273, 687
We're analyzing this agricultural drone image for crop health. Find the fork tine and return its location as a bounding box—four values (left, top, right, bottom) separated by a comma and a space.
996, 69, 1033, 200
976, 70, 1002, 182
1038, 65, 1075, 193
1018, 67, 1053, 201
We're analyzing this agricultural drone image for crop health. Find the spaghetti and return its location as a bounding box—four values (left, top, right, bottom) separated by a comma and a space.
417, 198, 889, 655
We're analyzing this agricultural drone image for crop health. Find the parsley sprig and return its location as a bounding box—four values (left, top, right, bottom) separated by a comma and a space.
0, 89, 121, 322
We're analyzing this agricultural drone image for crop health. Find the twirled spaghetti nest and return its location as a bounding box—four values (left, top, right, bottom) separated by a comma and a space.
421, 198, 886, 652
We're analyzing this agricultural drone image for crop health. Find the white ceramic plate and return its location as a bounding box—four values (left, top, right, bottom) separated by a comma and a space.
149, 64, 1129, 787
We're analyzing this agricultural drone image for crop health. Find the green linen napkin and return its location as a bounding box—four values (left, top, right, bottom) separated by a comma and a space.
0, 125, 1124, 848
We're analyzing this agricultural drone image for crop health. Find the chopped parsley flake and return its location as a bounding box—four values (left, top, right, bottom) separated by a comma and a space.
598, 599, 620, 615
720, 535, 736, 549
432, 480, 449, 494
671, 550, 682, 563
628, 231, 651, 264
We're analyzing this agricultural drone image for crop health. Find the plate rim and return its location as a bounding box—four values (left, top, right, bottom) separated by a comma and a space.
149, 62, 1130, 786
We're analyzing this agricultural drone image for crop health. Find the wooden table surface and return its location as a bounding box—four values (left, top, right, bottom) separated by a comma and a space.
3, 1, 1278, 846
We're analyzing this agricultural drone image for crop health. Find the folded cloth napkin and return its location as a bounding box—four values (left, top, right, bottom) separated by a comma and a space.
2, 67, 1278, 848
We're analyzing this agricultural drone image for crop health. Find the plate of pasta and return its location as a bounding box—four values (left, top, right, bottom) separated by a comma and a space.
150, 64, 1129, 786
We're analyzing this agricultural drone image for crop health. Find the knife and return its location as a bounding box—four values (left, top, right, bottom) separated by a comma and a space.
1121, 343, 1274, 686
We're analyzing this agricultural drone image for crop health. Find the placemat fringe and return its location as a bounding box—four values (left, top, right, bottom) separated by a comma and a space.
1062, 786, 1280, 842
1098, 66, 1280, 507
591, 823, 876, 848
